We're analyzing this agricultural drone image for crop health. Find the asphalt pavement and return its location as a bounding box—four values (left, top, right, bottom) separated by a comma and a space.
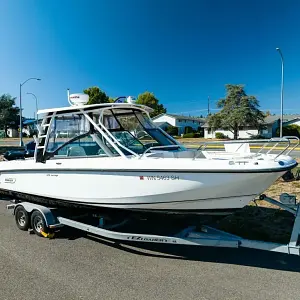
1, 199, 300, 300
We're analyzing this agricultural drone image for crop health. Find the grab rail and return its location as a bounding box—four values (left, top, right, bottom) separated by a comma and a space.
286, 136, 300, 154
139, 145, 181, 159
193, 136, 299, 160
273, 136, 299, 160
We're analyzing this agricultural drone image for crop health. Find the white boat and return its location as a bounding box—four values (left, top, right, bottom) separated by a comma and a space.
0, 94, 298, 215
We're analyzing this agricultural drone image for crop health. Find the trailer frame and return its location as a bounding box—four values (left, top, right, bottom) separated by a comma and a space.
6, 193, 300, 256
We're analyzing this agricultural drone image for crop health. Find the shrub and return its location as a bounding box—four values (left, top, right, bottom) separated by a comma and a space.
165, 126, 178, 136
276, 125, 300, 137
0, 130, 5, 138
184, 126, 194, 134
215, 132, 228, 139
250, 134, 265, 139
182, 132, 200, 138
197, 128, 204, 137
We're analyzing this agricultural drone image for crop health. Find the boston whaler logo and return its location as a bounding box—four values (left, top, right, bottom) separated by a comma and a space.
4, 178, 16, 184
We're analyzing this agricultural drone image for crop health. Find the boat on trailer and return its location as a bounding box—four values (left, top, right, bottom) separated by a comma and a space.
0, 93, 298, 215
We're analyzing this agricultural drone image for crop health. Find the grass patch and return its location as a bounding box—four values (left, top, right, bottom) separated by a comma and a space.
217, 206, 295, 244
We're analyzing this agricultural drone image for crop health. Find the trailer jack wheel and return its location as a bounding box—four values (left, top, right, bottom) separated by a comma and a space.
31, 211, 50, 238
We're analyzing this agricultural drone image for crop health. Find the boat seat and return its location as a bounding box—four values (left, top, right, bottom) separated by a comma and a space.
67, 146, 87, 157
224, 143, 250, 153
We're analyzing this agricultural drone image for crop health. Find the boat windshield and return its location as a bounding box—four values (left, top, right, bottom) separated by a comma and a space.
101, 110, 178, 154
44, 109, 180, 159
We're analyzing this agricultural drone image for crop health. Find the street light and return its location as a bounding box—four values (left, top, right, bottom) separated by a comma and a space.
19, 78, 41, 146
276, 47, 284, 138
26, 92, 38, 127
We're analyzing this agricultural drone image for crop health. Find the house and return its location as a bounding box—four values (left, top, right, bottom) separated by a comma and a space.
282, 115, 300, 127
258, 115, 280, 138
204, 124, 261, 139
204, 114, 300, 139
6, 128, 18, 138
0, 118, 37, 138
153, 121, 170, 131
22, 119, 37, 137
152, 113, 206, 135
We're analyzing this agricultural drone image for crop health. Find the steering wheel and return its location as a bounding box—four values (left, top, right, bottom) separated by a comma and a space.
135, 130, 148, 140
143, 142, 159, 149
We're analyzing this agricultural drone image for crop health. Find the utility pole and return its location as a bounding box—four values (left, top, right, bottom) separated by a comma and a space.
276, 48, 284, 138
27, 92, 38, 128
208, 96, 210, 116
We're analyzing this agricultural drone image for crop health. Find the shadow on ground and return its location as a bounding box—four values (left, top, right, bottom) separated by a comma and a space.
87, 235, 300, 272
55, 206, 300, 272
3, 198, 299, 271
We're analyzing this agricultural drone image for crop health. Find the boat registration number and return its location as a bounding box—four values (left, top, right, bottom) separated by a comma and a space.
140, 175, 180, 180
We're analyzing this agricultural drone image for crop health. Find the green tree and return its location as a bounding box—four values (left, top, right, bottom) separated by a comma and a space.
276, 124, 300, 137
83, 86, 109, 104
0, 94, 20, 138
136, 91, 166, 118
207, 84, 264, 139
265, 110, 271, 117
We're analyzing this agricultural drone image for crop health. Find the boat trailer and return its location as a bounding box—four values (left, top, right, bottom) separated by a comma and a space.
6, 193, 300, 256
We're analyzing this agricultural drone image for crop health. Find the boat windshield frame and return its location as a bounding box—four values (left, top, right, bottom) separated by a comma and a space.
35, 104, 183, 162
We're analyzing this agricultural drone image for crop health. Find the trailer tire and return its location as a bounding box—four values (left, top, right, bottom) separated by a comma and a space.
31, 211, 48, 237
15, 206, 30, 231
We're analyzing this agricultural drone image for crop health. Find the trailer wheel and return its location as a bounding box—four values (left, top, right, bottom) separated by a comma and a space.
31, 211, 48, 237
15, 206, 30, 231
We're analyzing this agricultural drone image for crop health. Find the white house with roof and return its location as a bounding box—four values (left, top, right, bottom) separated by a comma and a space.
152, 113, 206, 135
4, 118, 38, 138
283, 115, 300, 126
204, 115, 300, 139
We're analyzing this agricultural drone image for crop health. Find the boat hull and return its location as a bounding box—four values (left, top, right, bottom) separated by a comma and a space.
0, 168, 287, 213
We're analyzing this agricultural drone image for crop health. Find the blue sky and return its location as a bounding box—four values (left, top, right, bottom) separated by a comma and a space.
1, 0, 300, 118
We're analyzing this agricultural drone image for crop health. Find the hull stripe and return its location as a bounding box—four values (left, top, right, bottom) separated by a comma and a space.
0, 187, 257, 207
0, 162, 297, 174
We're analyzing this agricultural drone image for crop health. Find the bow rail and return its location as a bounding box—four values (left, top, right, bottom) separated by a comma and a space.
193, 136, 299, 160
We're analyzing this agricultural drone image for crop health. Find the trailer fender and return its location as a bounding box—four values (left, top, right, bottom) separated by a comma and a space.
12, 202, 57, 227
